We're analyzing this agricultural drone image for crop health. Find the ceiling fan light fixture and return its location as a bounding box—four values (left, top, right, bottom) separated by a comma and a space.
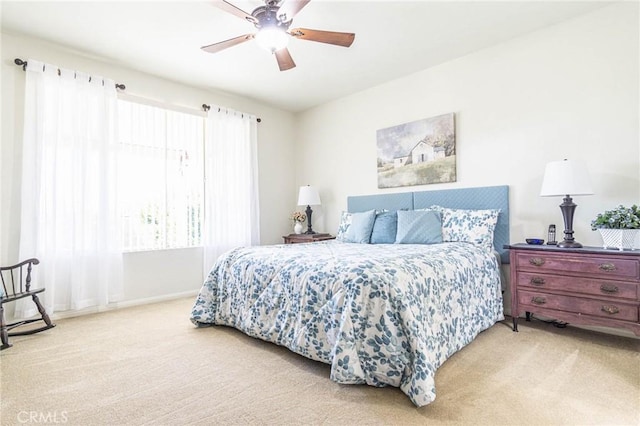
255, 27, 289, 53
206, 0, 354, 71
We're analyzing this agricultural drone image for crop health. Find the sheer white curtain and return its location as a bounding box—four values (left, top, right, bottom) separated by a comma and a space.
18, 59, 123, 316
203, 108, 260, 277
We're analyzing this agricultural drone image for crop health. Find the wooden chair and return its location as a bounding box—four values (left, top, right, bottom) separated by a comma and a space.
0, 258, 55, 350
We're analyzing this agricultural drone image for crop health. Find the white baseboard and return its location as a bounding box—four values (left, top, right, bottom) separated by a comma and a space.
49, 290, 199, 321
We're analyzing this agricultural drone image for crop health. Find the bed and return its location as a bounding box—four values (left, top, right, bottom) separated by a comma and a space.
191, 185, 509, 407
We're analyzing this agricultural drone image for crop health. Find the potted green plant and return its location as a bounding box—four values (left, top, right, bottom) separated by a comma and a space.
591, 204, 640, 250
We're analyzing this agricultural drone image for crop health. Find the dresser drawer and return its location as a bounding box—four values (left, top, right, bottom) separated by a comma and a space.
515, 252, 640, 280
518, 290, 639, 322
516, 272, 638, 300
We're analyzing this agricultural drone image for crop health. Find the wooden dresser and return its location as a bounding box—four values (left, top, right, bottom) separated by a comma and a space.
507, 243, 640, 336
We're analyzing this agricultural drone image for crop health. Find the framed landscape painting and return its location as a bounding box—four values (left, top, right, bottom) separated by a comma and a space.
376, 113, 456, 189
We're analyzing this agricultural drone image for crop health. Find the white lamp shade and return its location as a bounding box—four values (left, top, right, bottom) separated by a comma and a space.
540, 159, 594, 197
298, 185, 321, 206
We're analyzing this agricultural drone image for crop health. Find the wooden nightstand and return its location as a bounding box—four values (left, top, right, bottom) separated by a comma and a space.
506, 243, 640, 336
283, 233, 335, 244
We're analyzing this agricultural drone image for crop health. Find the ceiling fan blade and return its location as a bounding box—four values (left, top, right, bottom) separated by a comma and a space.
274, 48, 296, 71
276, 0, 310, 22
214, 0, 258, 24
201, 34, 254, 54
289, 28, 355, 47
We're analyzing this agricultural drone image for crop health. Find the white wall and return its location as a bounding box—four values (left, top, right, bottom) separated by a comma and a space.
1, 32, 297, 307
295, 3, 639, 251
2, 3, 639, 317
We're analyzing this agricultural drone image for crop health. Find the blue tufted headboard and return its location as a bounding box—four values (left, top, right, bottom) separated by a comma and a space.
347, 185, 510, 263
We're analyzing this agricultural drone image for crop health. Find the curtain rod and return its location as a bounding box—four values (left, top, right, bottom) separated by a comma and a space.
14, 58, 126, 90
14, 58, 262, 123
202, 104, 262, 123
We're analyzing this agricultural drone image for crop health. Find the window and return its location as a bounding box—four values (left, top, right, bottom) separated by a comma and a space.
118, 99, 205, 251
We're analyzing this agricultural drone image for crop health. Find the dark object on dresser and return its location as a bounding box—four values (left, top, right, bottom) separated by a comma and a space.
525, 238, 544, 245
507, 244, 640, 336
547, 224, 557, 245
0, 258, 55, 350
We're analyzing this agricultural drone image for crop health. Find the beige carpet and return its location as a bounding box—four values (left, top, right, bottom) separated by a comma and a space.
1, 297, 638, 426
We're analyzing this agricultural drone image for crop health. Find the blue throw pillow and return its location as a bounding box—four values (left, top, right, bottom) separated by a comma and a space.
370, 211, 397, 244
395, 210, 443, 244
343, 210, 377, 243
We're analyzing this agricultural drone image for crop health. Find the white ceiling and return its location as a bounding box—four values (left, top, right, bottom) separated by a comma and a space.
1, 1, 611, 112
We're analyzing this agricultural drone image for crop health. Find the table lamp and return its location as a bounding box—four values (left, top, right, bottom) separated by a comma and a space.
297, 185, 321, 234
540, 159, 593, 248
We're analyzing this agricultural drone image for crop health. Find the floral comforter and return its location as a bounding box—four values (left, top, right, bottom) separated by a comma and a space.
190, 240, 503, 407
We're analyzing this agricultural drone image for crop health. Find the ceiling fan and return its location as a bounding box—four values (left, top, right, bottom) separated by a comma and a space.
202, 0, 355, 71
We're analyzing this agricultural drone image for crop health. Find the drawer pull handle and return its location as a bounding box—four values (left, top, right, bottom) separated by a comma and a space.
531, 296, 546, 305
530, 277, 545, 286
599, 263, 616, 272
601, 305, 620, 315
600, 284, 619, 294
529, 258, 545, 267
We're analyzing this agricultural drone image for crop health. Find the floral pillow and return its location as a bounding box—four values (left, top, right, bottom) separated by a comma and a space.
430, 205, 500, 249
336, 211, 352, 241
